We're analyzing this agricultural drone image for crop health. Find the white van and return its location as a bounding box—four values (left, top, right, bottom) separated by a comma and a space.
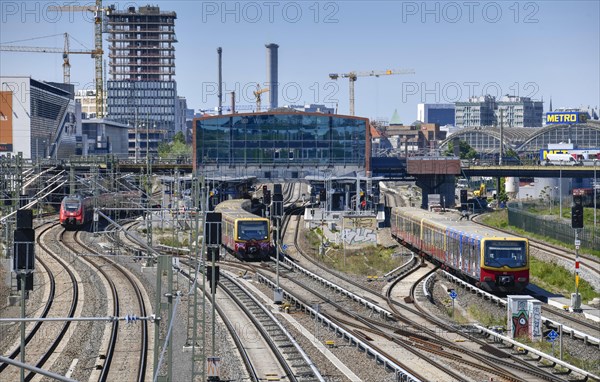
544, 153, 581, 166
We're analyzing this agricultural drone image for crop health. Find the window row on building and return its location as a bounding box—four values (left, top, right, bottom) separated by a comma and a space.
195, 113, 369, 168
108, 89, 175, 98
107, 106, 175, 116
107, 81, 176, 89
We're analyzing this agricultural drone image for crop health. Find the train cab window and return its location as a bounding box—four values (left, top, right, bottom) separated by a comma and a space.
63, 198, 81, 211
484, 241, 526, 268
237, 221, 268, 241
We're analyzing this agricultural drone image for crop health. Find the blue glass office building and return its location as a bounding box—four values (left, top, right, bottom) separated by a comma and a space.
194, 112, 370, 179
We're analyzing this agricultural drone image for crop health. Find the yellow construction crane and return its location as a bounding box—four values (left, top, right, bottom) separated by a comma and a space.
253, 84, 270, 112
329, 69, 415, 116
0, 33, 100, 85
47, 1, 114, 118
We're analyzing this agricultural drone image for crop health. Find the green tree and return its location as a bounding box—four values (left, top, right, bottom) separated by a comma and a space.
158, 131, 191, 159
497, 178, 509, 203
444, 140, 477, 159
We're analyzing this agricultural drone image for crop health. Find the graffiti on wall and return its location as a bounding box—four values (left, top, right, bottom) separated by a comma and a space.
528, 300, 542, 342
344, 216, 377, 230
342, 228, 376, 244
511, 299, 529, 338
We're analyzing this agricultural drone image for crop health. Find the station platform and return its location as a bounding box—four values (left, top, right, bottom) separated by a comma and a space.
547, 297, 600, 323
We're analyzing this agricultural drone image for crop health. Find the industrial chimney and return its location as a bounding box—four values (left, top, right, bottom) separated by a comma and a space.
217, 47, 223, 115
265, 43, 279, 110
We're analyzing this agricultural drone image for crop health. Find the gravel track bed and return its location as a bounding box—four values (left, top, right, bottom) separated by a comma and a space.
42, 229, 109, 381
0, 224, 57, 358
298, 218, 600, 377
251, 279, 396, 382
0, 255, 47, 357
2, 246, 71, 381
431, 272, 600, 376
0, 226, 105, 380
76, 232, 147, 382
99, 226, 246, 382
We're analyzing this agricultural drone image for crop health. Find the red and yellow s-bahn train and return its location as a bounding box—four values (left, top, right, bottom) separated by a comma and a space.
214, 199, 273, 261
391, 207, 529, 292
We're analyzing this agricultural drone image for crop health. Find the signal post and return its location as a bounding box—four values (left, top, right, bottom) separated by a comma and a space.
571, 194, 584, 312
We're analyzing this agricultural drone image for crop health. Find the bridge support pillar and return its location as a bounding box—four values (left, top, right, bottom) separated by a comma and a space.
415, 174, 456, 210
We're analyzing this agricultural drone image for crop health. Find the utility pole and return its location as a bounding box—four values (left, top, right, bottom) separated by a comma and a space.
499, 108, 504, 166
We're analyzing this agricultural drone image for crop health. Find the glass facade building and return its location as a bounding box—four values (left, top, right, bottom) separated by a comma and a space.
417, 103, 455, 126
106, 6, 178, 157
194, 112, 370, 179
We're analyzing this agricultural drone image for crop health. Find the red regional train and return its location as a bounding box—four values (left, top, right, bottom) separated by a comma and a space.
214, 199, 273, 261
59, 192, 140, 229
390, 207, 529, 292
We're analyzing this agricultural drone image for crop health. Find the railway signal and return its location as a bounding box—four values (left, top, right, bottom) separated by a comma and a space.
272, 184, 284, 304
571, 195, 583, 312
571, 204, 584, 229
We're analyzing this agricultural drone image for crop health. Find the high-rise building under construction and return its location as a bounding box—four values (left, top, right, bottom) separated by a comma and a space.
106, 5, 177, 158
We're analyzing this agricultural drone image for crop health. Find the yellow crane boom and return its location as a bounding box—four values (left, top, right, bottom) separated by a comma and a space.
47, 1, 114, 118
329, 69, 415, 116
0, 33, 100, 84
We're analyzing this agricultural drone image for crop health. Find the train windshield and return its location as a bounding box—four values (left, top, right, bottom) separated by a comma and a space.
237, 221, 268, 241
484, 240, 527, 268
63, 198, 81, 211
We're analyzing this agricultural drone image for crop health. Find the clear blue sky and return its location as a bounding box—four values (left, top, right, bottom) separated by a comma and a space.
1, 1, 598, 122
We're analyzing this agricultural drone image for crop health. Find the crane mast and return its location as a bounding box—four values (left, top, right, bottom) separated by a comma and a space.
329, 69, 416, 116
253, 84, 270, 112
93, 0, 104, 118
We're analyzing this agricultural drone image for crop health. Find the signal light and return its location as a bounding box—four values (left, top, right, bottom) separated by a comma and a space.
571, 205, 584, 229
319, 189, 326, 202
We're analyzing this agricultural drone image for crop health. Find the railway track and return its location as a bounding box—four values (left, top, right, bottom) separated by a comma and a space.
0, 223, 80, 381
399, 268, 570, 382
273, 210, 483, 380
218, 272, 322, 381
60, 230, 149, 382
180, 259, 323, 382
284, 203, 577, 381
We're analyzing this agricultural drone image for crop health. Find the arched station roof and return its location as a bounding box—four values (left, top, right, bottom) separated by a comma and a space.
439, 121, 600, 153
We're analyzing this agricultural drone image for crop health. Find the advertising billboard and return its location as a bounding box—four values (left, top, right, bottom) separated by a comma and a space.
546, 111, 588, 124
0, 91, 13, 152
